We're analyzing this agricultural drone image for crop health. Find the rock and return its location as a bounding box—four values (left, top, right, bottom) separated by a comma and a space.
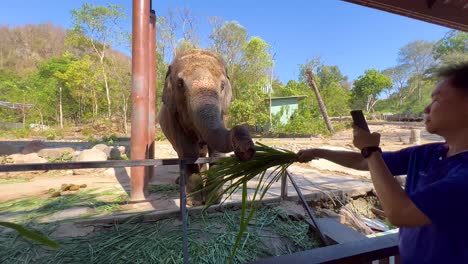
92, 143, 108, 151
69, 184, 81, 191
92, 144, 111, 156
38, 147, 75, 160
109, 147, 121, 160
104, 167, 130, 178
92, 144, 121, 160
0, 143, 21, 155
74, 149, 107, 162
50, 192, 61, 198
61, 184, 72, 191
5, 153, 47, 174
21, 140, 47, 154
117, 146, 126, 155
0, 155, 14, 164
8, 153, 47, 164
72, 149, 107, 175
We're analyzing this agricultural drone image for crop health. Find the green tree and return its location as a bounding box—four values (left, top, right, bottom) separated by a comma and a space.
434, 30, 468, 59
397, 40, 435, 100
228, 37, 273, 128
352, 69, 392, 112
209, 19, 248, 92
0, 69, 23, 122
68, 3, 126, 119
433, 30, 468, 66
273, 80, 308, 97
382, 64, 412, 108
56, 56, 99, 122
35, 54, 75, 127
108, 53, 132, 133
239, 37, 273, 89
315, 65, 350, 117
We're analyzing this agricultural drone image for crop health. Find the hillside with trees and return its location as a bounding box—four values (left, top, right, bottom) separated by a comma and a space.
0, 3, 466, 139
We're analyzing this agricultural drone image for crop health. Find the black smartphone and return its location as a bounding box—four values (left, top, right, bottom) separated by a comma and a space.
350, 110, 370, 132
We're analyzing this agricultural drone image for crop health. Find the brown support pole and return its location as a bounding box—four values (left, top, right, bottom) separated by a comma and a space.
130, 0, 150, 201
147, 8, 156, 181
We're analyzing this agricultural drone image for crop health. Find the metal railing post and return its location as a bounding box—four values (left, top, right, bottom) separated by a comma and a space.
179, 159, 189, 264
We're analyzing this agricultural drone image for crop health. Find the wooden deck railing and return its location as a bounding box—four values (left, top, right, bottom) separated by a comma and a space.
253, 233, 399, 264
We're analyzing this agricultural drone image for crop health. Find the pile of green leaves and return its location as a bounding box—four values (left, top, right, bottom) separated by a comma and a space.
1, 206, 320, 263
201, 142, 299, 262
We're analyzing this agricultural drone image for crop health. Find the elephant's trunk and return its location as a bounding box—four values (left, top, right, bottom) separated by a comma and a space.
191, 94, 233, 153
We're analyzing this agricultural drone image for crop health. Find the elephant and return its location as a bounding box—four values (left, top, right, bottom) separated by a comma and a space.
158, 49, 255, 206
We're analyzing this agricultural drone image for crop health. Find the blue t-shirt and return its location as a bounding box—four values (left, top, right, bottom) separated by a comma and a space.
382, 143, 468, 264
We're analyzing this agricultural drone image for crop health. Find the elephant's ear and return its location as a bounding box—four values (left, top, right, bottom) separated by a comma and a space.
221, 72, 233, 115
162, 66, 175, 112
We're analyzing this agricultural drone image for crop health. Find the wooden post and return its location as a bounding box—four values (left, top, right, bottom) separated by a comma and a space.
409, 128, 420, 145
280, 171, 288, 200
305, 68, 335, 134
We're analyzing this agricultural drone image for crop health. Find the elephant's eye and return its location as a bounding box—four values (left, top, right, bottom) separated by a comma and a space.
221, 81, 225, 91
177, 79, 184, 89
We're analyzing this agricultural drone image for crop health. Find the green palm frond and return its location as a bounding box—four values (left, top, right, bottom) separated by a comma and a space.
201, 142, 298, 263
0, 221, 59, 248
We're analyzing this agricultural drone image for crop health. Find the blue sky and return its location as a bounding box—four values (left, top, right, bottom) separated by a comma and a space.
1, 0, 451, 83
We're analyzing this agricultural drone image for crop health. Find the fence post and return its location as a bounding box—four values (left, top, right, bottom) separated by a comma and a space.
281, 171, 288, 200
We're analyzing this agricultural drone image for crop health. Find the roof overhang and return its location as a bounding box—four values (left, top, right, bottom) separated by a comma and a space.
342, 0, 468, 32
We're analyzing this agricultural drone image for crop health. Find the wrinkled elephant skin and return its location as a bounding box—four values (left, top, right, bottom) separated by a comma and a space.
158, 49, 255, 206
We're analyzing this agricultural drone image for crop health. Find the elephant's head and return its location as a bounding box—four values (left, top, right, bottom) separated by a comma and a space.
162, 49, 255, 160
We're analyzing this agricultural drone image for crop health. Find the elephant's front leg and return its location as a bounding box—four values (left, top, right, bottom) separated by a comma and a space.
177, 142, 207, 206
184, 163, 204, 206
202, 148, 227, 205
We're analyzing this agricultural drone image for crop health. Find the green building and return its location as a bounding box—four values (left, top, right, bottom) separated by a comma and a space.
261, 95, 307, 131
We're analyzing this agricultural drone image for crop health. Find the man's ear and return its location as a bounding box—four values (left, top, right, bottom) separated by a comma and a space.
162, 65, 175, 112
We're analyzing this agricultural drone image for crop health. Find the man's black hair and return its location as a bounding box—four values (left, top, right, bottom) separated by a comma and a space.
436, 62, 468, 93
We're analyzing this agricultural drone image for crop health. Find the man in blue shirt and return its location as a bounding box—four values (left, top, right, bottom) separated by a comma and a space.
297, 62, 468, 264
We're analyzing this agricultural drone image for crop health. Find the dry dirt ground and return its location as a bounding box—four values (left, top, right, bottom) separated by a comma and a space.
0, 122, 442, 221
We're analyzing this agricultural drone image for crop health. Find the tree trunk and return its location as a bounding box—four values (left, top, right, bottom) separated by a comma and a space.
22, 92, 26, 127
22, 106, 26, 127
92, 88, 98, 118
39, 110, 44, 130
418, 80, 422, 101
100, 56, 112, 119
59, 85, 63, 129
122, 92, 128, 134
367, 95, 378, 112
305, 68, 335, 134
409, 128, 421, 145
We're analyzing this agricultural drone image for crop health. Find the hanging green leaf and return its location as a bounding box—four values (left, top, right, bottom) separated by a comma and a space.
0, 221, 59, 248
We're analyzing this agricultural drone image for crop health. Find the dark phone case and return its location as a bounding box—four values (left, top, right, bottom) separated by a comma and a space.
350, 110, 370, 132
